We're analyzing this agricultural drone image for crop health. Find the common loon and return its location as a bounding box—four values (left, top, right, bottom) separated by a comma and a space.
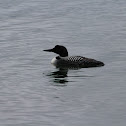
44, 45, 104, 68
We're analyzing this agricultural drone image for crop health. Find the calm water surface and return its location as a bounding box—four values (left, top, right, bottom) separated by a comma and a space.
0, 0, 126, 126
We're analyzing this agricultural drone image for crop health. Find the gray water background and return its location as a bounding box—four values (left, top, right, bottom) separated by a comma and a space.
0, 0, 126, 126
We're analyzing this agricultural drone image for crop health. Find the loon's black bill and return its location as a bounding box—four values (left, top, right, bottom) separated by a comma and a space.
43, 48, 53, 52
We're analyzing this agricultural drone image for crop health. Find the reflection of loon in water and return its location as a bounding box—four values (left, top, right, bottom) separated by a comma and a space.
44, 45, 104, 68
47, 68, 68, 84
46, 68, 94, 84
48, 68, 68, 78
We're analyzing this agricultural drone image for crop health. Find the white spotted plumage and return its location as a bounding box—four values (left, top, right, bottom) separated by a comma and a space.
51, 56, 104, 68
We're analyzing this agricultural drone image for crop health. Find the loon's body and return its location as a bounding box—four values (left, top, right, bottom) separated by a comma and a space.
44, 45, 104, 68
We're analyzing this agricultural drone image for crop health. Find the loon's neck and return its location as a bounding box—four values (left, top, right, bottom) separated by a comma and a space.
56, 56, 68, 60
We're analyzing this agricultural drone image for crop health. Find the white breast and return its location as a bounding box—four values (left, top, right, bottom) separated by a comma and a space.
51, 57, 58, 66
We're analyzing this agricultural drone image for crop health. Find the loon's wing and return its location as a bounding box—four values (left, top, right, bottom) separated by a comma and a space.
67, 56, 104, 68
57, 56, 104, 68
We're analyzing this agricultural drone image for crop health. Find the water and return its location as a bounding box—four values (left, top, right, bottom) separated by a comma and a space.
0, 0, 126, 125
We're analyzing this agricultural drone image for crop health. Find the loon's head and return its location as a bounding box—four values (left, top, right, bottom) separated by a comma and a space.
43, 45, 68, 57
